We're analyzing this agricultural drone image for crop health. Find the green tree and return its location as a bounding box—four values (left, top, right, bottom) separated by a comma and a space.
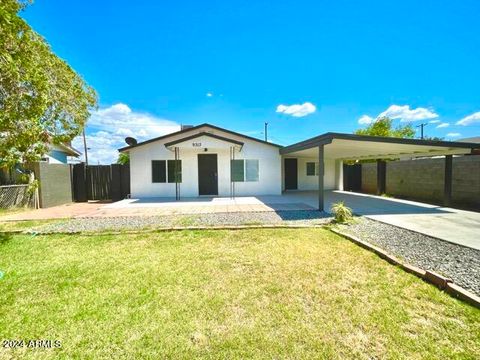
116, 152, 129, 165
0, 0, 97, 167
355, 117, 415, 138
423, 136, 444, 141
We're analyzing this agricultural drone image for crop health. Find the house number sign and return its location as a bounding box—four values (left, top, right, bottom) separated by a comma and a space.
192, 142, 202, 147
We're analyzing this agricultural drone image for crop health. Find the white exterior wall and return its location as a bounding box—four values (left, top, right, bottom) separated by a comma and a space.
281, 157, 336, 191
128, 126, 282, 198
296, 157, 335, 190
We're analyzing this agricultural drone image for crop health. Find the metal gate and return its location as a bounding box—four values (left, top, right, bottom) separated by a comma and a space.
72, 164, 130, 202
343, 163, 362, 192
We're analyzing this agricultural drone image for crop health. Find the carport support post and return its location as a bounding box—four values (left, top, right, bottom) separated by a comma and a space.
318, 144, 325, 211
444, 155, 453, 207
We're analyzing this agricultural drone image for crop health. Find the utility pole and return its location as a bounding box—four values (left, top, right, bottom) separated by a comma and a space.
82, 129, 89, 165
264, 122, 268, 142
416, 123, 428, 140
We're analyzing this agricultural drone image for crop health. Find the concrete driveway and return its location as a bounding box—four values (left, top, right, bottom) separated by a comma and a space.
278, 191, 480, 250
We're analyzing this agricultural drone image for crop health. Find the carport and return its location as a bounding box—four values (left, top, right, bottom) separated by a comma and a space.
280, 133, 479, 211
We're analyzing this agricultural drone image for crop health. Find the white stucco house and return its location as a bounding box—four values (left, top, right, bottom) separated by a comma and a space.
120, 124, 283, 199
119, 123, 478, 210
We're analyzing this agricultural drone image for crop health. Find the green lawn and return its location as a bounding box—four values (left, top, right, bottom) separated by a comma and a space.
0, 219, 59, 232
0, 228, 478, 359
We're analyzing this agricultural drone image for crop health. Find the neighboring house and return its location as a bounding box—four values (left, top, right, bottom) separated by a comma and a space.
459, 136, 480, 143
459, 137, 480, 155
0, 142, 80, 185
43, 143, 81, 164
119, 123, 479, 210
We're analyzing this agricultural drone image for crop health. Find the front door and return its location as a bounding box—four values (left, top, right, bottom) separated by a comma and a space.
198, 154, 218, 195
284, 158, 298, 190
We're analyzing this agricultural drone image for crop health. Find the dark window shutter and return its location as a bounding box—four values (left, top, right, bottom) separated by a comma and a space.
152, 160, 166, 183
231, 159, 244, 182
306, 162, 315, 176
167, 160, 182, 183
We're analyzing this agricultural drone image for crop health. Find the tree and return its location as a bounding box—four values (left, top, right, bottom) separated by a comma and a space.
117, 152, 129, 165
0, 0, 97, 167
423, 136, 444, 141
355, 117, 415, 138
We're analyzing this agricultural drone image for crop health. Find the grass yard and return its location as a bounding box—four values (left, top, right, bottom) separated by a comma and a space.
0, 219, 60, 232
0, 228, 478, 359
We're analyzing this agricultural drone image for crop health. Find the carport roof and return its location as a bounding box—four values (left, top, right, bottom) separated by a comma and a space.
280, 132, 480, 160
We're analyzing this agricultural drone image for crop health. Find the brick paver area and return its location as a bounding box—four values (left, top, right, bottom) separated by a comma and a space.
1, 202, 108, 221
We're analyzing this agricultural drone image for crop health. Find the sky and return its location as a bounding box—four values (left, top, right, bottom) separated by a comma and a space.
22, 0, 480, 164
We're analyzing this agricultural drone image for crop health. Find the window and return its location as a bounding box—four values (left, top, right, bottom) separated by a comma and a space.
245, 159, 259, 181
231, 160, 244, 182
306, 162, 316, 176
167, 160, 182, 183
152, 160, 166, 183
231, 159, 259, 182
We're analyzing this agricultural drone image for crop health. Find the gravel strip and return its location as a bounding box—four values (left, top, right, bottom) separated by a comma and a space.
338, 217, 480, 296
33, 211, 332, 233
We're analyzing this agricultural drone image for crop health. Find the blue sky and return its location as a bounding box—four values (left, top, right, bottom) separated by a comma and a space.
22, 0, 480, 163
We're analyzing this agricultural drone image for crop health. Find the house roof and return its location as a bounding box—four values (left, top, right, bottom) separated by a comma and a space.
164, 132, 244, 147
118, 123, 282, 152
53, 143, 82, 157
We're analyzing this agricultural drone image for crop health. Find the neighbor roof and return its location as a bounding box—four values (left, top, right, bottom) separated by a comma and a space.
54, 143, 82, 157
459, 136, 480, 143
118, 123, 282, 152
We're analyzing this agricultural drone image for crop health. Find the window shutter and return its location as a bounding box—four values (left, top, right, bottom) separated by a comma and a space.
245, 159, 259, 181
167, 160, 182, 183
231, 160, 244, 182
306, 162, 316, 176
152, 160, 166, 183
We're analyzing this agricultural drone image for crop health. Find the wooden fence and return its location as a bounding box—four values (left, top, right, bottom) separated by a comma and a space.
72, 164, 130, 202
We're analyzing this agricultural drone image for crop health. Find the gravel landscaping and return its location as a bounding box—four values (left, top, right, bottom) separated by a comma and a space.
338, 217, 480, 296
32, 210, 332, 233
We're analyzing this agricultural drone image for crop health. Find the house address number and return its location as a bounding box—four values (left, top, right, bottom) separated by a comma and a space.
192, 142, 202, 147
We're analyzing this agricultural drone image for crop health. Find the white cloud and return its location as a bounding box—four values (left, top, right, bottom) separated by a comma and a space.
276, 102, 316, 117
72, 103, 180, 164
206, 92, 213, 97
358, 115, 374, 125
446, 132, 461, 138
379, 105, 438, 122
359, 104, 439, 126
456, 112, 480, 126
436, 122, 449, 128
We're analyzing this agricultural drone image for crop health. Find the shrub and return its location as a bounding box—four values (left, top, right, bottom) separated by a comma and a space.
331, 201, 353, 223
